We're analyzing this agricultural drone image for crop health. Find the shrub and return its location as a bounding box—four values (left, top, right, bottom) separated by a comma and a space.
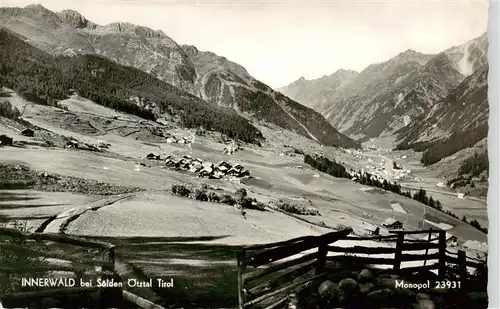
0, 100, 21, 119
220, 194, 236, 205
275, 201, 320, 216
194, 188, 208, 201
234, 188, 247, 203
240, 197, 266, 211
334, 224, 351, 231
207, 191, 220, 203
293, 147, 305, 155
171, 184, 191, 197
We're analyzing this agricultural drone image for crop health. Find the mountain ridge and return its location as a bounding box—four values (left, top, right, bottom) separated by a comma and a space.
279, 33, 487, 142
0, 5, 361, 149
395, 64, 489, 166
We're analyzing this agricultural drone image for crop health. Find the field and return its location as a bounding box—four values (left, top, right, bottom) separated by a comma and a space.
0, 89, 488, 307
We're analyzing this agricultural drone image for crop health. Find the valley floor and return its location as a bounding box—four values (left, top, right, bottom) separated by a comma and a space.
0, 90, 488, 307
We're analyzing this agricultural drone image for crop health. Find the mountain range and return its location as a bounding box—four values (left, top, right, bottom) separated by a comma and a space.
0, 4, 360, 149
0, 4, 489, 165
396, 63, 488, 166
279, 33, 488, 164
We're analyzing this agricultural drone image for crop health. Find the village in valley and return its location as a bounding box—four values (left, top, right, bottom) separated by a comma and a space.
0, 105, 488, 253
0, 2, 491, 308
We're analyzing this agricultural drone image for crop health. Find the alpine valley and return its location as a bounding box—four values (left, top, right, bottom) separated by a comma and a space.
0, 4, 489, 309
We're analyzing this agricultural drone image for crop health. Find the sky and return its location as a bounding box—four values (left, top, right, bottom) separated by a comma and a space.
3, 0, 490, 88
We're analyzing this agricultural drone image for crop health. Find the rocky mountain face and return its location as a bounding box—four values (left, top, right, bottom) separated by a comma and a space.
0, 4, 360, 148
276, 69, 358, 111
0, 28, 268, 145
0, 4, 198, 95
395, 64, 489, 166
279, 34, 488, 142
181, 45, 360, 148
444, 33, 488, 77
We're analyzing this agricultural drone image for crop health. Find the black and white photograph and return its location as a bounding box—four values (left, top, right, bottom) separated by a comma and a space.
0, 0, 493, 308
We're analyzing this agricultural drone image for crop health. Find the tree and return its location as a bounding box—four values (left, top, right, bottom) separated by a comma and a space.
234, 188, 247, 204
0, 29, 264, 145
428, 196, 435, 208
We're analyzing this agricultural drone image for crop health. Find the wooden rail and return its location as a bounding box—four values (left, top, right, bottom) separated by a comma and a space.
237, 229, 485, 309
238, 229, 352, 309
123, 290, 168, 309
0, 226, 162, 309
0, 226, 118, 307
0, 227, 114, 249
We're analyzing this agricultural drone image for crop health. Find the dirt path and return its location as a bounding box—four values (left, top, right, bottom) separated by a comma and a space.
40, 194, 136, 234
34, 192, 166, 304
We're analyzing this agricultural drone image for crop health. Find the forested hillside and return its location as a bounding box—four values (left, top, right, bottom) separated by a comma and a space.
0, 29, 264, 144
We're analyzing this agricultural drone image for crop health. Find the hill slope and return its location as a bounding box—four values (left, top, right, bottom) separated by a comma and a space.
0, 4, 360, 149
0, 29, 264, 144
395, 64, 489, 166
279, 34, 488, 142
276, 69, 358, 111
0, 5, 198, 95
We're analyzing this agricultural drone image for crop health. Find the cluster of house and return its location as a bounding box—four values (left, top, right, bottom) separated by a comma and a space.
64, 139, 101, 152
223, 142, 242, 155
343, 148, 368, 160
362, 218, 460, 246
392, 168, 412, 181
362, 217, 404, 236
361, 160, 411, 182
348, 169, 397, 187
279, 149, 296, 157
163, 155, 250, 179
436, 182, 446, 188
312, 152, 326, 160
166, 136, 191, 145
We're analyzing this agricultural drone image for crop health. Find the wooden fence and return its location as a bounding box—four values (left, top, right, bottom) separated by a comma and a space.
237, 229, 485, 309
0, 227, 167, 309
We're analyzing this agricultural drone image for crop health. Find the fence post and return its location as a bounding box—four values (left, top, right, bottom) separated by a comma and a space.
100, 246, 122, 309
393, 233, 404, 271
237, 248, 246, 309
458, 250, 466, 288
438, 231, 446, 280
423, 228, 432, 266
315, 243, 328, 275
